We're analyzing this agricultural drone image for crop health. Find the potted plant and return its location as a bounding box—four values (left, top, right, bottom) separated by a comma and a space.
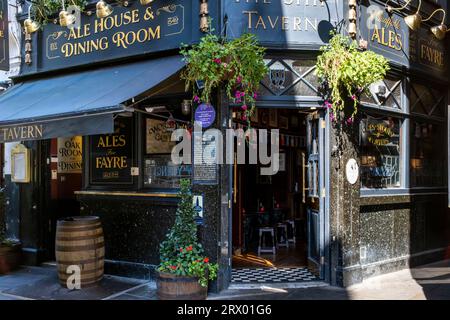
156, 179, 218, 300
315, 33, 390, 124
0, 190, 21, 275
181, 29, 268, 125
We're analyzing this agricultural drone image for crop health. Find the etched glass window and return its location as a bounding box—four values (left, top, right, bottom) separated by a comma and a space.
360, 115, 401, 188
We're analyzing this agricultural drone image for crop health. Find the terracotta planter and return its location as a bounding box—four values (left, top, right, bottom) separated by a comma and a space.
0, 243, 21, 274
156, 271, 208, 300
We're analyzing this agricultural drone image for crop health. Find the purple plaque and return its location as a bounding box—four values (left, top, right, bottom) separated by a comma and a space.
194, 103, 216, 128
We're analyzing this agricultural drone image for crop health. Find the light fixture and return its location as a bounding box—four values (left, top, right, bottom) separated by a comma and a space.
145, 106, 169, 113
386, 0, 423, 31
140, 0, 154, 5
181, 100, 192, 116
423, 8, 447, 40
96, 0, 113, 19
23, 3, 40, 34
59, 0, 76, 28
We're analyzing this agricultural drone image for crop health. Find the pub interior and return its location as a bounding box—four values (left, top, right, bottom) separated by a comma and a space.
232, 108, 315, 269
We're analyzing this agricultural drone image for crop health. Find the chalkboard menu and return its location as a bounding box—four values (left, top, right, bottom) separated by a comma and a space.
89, 117, 133, 185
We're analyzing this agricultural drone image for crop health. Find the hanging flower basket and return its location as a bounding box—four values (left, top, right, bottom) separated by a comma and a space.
180, 32, 268, 125
315, 33, 390, 124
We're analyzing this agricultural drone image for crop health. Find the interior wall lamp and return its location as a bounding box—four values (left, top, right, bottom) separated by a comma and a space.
385, 0, 448, 39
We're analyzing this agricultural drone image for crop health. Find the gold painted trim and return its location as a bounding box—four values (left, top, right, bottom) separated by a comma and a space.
74, 191, 179, 198
11, 144, 31, 183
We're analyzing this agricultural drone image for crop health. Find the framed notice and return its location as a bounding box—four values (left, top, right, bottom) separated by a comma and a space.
146, 118, 176, 154
11, 144, 31, 183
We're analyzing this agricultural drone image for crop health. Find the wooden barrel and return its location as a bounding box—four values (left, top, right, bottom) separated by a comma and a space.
55, 216, 104, 288
156, 272, 207, 300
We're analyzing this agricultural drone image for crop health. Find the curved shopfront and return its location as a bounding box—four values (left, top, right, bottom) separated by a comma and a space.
0, 0, 448, 292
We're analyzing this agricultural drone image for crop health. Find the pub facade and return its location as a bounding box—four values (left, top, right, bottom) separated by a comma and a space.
0, 0, 449, 292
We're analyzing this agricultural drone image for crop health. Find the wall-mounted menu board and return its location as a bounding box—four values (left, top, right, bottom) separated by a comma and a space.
89, 117, 133, 185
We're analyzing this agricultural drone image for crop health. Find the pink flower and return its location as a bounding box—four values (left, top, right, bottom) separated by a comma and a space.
330, 112, 335, 122
241, 105, 248, 111
241, 114, 247, 121
324, 100, 332, 109
213, 58, 222, 64
170, 265, 177, 270
253, 92, 258, 99
236, 76, 242, 84
351, 95, 356, 101
346, 118, 354, 125
235, 91, 241, 98
222, 62, 228, 68
240, 92, 245, 97
193, 96, 200, 103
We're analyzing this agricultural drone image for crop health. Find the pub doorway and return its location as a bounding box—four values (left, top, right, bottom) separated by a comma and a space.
231, 108, 326, 284
43, 137, 83, 261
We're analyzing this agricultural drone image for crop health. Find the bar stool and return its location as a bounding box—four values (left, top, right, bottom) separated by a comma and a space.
258, 227, 276, 255
285, 220, 296, 245
276, 223, 289, 248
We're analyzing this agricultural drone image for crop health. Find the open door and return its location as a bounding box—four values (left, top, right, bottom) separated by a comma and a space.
305, 112, 325, 278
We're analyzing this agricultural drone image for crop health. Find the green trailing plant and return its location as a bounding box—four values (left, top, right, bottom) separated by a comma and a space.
158, 179, 218, 287
31, 0, 87, 26
180, 29, 268, 125
316, 33, 390, 124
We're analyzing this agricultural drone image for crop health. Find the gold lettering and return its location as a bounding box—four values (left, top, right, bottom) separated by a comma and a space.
255, 16, 267, 29
243, 11, 258, 29
282, 16, 289, 30
293, 17, 301, 31
267, 16, 278, 29
371, 25, 381, 43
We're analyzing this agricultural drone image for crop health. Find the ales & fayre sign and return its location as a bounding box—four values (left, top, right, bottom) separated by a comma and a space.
90, 117, 133, 184
361, 1, 446, 76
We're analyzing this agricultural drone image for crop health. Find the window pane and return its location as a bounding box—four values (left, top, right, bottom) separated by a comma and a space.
410, 121, 446, 187
360, 115, 401, 188
142, 105, 192, 189
144, 154, 192, 189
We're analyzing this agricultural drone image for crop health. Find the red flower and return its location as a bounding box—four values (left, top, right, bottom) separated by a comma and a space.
187, 245, 193, 251
170, 265, 177, 270
179, 248, 183, 252
203, 258, 209, 263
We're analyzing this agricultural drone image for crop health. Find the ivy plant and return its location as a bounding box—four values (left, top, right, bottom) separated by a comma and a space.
316, 33, 390, 123
180, 30, 268, 124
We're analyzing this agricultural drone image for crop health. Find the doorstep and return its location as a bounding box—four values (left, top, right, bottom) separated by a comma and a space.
227, 281, 328, 290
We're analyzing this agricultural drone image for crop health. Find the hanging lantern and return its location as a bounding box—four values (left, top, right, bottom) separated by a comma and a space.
181, 100, 192, 116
